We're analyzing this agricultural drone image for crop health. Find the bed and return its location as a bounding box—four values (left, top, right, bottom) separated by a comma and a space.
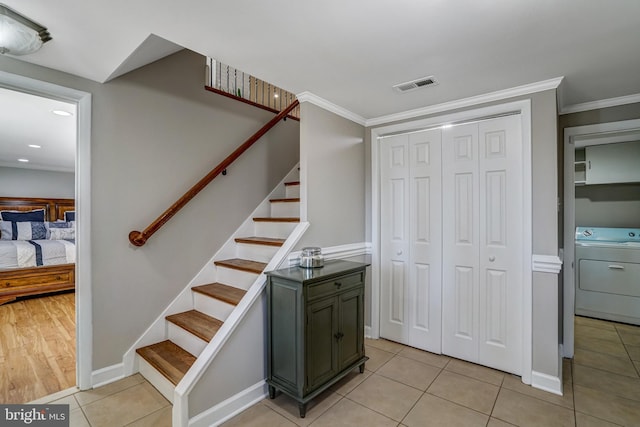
0, 197, 75, 305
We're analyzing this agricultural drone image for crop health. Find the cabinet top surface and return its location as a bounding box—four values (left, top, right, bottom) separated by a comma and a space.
266, 260, 369, 284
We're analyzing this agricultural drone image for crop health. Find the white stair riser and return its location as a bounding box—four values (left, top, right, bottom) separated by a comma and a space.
285, 185, 300, 198
194, 291, 236, 321
254, 221, 298, 239
236, 243, 280, 263
270, 201, 300, 217
167, 322, 207, 357
138, 355, 175, 403
216, 267, 260, 290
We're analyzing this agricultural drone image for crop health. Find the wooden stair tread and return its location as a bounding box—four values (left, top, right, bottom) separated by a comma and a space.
269, 197, 300, 203
192, 283, 247, 305
166, 310, 223, 342
285, 181, 300, 186
253, 217, 300, 222
136, 340, 195, 385
234, 236, 286, 247
214, 258, 267, 274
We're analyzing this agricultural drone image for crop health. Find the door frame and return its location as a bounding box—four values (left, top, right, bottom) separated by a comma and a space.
0, 71, 93, 390
370, 100, 533, 384
562, 118, 640, 358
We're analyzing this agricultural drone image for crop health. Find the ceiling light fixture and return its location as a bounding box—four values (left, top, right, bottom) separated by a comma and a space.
0, 4, 51, 56
18, 158, 29, 162
28, 144, 41, 148
52, 109, 72, 117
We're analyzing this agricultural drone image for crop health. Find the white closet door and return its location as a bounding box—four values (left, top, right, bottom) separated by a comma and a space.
380, 134, 410, 344
442, 123, 481, 362
380, 130, 443, 352
477, 115, 523, 375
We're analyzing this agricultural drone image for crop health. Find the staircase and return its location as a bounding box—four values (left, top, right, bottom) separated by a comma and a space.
133, 175, 302, 404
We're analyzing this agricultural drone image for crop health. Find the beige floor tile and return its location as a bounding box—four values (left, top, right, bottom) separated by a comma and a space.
69, 408, 90, 427
126, 405, 172, 427
614, 322, 640, 336
574, 335, 628, 358
501, 374, 574, 409
574, 347, 639, 377
365, 338, 406, 354
575, 412, 622, 427
402, 393, 488, 427
626, 344, 640, 361
575, 316, 617, 331
363, 346, 395, 372
51, 394, 80, 411
492, 388, 575, 427
262, 388, 342, 426
74, 374, 146, 406
575, 324, 622, 343
619, 330, 640, 346
376, 355, 441, 391
222, 402, 297, 427
574, 384, 640, 426
347, 373, 422, 422
487, 418, 517, 427
397, 346, 451, 369
311, 398, 397, 427
427, 370, 499, 415
330, 368, 371, 396
81, 382, 169, 427
573, 364, 640, 402
444, 358, 504, 386
634, 360, 640, 373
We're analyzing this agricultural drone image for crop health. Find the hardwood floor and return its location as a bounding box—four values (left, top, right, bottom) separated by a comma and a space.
0, 291, 75, 403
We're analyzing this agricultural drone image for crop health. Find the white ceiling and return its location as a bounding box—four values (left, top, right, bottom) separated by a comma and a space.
2, 1, 640, 123
0, 87, 76, 172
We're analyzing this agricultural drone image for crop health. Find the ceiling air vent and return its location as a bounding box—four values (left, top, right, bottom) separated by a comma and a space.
393, 76, 438, 93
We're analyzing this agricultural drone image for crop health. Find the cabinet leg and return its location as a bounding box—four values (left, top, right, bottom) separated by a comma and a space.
359, 363, 365, 373
298, 402, 307, 418
268, 385, 276, 399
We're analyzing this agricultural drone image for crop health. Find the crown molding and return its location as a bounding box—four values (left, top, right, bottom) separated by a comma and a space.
560, 92, 640, 115
366, 77, 564, 127
296, 91, 366, 126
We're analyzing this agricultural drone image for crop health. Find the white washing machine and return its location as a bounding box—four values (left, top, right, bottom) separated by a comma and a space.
575, 227, 640, 325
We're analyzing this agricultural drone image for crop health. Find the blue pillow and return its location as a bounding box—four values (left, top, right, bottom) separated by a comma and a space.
64, 211, 75, 222
0, 209, 46, 222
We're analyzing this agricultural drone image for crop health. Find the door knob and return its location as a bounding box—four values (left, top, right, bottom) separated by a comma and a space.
489, 256, 496, 262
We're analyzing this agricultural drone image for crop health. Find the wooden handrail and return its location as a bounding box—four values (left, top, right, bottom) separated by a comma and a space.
128, 99, 300, 247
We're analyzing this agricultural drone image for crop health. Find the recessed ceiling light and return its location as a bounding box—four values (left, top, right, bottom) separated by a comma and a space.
18, 158, 29, 162
28, 144, 41, 148
52, 109, 73, 116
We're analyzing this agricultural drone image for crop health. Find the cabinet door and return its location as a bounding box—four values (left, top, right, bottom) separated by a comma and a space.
306, 296, 338, 392
338, 287, 364, 369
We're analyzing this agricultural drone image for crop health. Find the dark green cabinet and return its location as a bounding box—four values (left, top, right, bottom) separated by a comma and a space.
266, 260, 368, 418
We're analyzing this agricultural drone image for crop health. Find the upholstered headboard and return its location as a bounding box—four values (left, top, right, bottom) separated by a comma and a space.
0, 197, 75, 222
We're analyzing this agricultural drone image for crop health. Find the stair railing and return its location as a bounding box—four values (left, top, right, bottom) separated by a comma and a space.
128, 99, 300, 247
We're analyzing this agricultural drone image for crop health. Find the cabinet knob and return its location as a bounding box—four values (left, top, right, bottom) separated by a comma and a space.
397, 250, 403, 255
334, 332, 344, 340
335, 282, 342, 288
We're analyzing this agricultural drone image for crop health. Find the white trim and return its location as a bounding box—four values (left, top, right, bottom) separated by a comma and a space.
532, 255, 563, 274
91, 363, 124, 389
364, 326, 374, 339
287, 242, 371, 266
560, 92, 640, 115
0, 71, 93, 390
366, 77, 563, 127
531, 370, 563, 396
187, 381, 267, 427
296, 91, 367, 126
562, 118, 640, 359
370, 99, 534, 385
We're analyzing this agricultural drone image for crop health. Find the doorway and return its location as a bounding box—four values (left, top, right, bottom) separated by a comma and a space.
562, 118, 640, 358
0, 70, 92, 394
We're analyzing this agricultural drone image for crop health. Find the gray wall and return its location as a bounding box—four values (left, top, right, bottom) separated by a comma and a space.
366, 89, 562, 378
296, 102, 366, 249
0, 167, 74, 199
0, 49, 300, 370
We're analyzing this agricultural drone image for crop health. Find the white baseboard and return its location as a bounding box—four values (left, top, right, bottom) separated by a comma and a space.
531, 371, 562, 396
91, 363, 124, 389
364, 326, 375, 339
188, 381, 268, 427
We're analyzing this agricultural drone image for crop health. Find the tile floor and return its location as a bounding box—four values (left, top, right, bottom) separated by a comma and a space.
35, 316, 640, 426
